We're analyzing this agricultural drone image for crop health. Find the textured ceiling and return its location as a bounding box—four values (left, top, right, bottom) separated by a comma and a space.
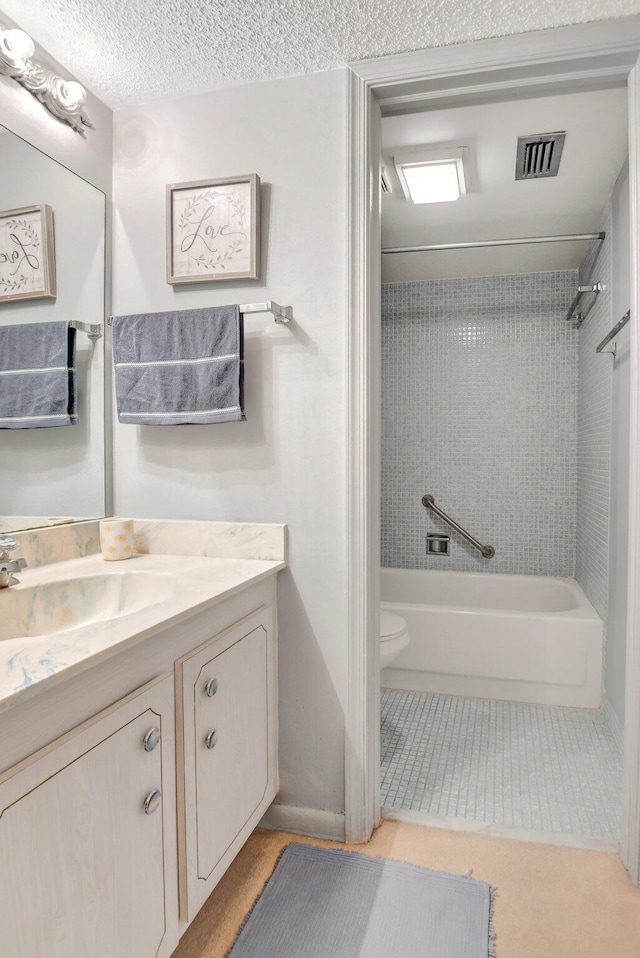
0, 0, 639, 107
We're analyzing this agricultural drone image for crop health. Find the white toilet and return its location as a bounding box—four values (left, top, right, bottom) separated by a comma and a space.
380, 609, 410, 670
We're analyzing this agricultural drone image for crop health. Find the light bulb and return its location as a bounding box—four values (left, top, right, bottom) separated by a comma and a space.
60, 80, 86, 109
5, 29, 34, 62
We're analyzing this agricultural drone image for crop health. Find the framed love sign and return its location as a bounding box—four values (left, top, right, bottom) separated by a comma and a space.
0, 204, 56, 303
166, 174, 260, 285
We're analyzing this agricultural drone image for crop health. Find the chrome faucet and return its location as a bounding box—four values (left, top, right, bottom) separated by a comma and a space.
0, 535, 27, 588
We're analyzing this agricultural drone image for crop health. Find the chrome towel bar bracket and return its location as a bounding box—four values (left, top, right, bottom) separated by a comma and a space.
70, 320, 103, 339
422, 494, 495, 559
239, 301, 292, 324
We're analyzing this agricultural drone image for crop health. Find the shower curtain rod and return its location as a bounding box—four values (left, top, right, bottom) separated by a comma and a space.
381, 232, 605, 254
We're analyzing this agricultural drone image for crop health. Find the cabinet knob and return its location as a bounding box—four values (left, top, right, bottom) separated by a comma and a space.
204, 678, 219, 698
205, 729, 218, 750
143, 789, 162, 815
143, 727, 161, 752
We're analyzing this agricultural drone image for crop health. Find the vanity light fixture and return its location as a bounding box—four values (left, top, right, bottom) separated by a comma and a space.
0, 26, 92, 136
393, 147, 468, 204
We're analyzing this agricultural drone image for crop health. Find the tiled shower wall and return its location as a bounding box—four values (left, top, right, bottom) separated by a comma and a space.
575, 202, 612, 620
381, 271, 579, 575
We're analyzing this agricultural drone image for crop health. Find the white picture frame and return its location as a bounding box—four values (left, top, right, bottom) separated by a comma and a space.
166, 174, 260, 284
0, 204, 56, 303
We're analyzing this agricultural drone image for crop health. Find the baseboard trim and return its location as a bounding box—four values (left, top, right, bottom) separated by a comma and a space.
260, 803, 346, 841
602, 690, 625, 755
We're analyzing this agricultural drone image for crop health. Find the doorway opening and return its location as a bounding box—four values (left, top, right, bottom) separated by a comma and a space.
345, 18, 640, 882
378, 86, 628, 850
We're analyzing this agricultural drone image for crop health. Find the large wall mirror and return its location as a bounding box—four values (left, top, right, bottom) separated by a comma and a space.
0, 124, 106, 534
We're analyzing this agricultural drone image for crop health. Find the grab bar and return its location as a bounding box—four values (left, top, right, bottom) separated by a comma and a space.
422, 495, 495, 559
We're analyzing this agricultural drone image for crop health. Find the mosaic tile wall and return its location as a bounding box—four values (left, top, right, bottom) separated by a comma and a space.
575, 203, 612, 620
381, 271, 579, 575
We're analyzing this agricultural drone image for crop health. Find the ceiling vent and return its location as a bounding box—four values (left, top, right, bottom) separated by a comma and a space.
381, 168, 392, 194
515, 132, 566, 180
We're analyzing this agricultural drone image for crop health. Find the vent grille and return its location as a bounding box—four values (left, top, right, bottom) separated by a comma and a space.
381, 169, 392, 194
516, 132, 566, 180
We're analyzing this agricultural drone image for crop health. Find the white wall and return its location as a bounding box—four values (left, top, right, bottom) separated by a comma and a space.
606, 161, 631, 734
112, 71, 349, 819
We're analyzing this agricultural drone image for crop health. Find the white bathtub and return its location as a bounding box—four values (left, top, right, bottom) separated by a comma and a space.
381, 568, 603, 708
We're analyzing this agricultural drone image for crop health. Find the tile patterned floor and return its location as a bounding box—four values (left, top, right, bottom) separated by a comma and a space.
380, 689, 623, 841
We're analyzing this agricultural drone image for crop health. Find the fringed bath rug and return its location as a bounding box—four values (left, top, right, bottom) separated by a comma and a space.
227, 843, 495, 958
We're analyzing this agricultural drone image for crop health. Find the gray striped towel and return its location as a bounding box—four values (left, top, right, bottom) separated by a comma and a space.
0, 321, 77, 429
112, 305, 245, 425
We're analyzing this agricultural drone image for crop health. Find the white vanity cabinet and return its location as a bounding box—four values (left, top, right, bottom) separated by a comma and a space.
0, 579, 280, 954
176, 605, 278, 921
0, 674, 178, 958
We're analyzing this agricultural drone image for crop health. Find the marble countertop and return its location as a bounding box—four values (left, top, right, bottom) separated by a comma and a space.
0, 551, 285, 715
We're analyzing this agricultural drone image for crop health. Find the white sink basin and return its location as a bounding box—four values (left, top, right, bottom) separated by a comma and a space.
0, 551, 285, 714
0, 571, 176, 642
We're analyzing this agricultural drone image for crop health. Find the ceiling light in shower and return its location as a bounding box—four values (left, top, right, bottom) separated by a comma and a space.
393, 147, 468, 204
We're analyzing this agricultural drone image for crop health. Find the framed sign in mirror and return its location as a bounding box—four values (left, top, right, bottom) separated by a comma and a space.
0, 204, 56, 303
166, 174, 260, 285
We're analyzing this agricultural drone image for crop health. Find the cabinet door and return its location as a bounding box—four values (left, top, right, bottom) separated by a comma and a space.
177, 605, 277, 920
0, 674, 178, 958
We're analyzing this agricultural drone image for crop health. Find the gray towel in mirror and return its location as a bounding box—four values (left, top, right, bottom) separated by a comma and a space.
0, 321, 77, 429
112, 305, 245, 425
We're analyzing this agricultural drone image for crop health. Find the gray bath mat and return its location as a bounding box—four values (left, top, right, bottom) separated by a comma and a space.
228, 843, 494, 957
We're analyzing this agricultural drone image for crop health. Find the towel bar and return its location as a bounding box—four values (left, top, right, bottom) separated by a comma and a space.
565, 282, 604, 327
107, 301, 293, 326
596, 309, 631, 355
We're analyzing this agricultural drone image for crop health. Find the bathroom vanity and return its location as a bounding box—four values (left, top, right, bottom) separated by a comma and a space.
0, 520, 285, 957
